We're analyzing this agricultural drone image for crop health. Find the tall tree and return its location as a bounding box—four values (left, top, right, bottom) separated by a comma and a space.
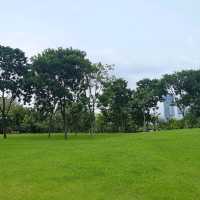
0, 45, 28, 138
98, 78, 132, 132
31, 57, 59, 137
85, 63, 112, 134
182, 70, 200, 118
135, 78, 164, 131
32, 47, 92, 139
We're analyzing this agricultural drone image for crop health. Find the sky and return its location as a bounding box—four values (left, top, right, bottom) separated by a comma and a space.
1, 0, 200, 88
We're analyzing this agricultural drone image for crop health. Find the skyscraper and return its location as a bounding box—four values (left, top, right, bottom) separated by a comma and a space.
163, 95, 175, 120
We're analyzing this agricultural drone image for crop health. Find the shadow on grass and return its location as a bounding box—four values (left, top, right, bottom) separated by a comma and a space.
0, 133, 125, 142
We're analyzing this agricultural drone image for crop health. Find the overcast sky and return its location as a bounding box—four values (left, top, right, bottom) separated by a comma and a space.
1, 0, 200, 88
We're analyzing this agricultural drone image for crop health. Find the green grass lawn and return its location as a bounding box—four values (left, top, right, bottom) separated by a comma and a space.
0, 129, 200, 200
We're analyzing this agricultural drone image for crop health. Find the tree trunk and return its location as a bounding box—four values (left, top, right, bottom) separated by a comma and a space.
48, 118, 51, 138
64, 119, 67, 139
87, 82, 96, 136
1, 113, 6, 139
2, 93, 7, 139
91, 112, 96, 135
3, 127, 6, 139
153, 111, 157, 132
183, 111, 187, 128
48, 130, 51, 138
153, 120, 156, 131
48, 123, 51, 138
89, 113, 93, 135
63, 106, 67, 140
143, 111, 146, 132
91, 99, 96, 135
88, 106, 95, 136
48, 114, 53, 138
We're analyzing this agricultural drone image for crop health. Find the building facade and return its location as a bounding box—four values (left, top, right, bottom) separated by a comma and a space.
163, 95, 175, 120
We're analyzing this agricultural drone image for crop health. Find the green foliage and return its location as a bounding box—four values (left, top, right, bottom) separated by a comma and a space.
85, 63, 112, 134
130, 78, 164, 131
161, 70, 197, 117
98, 78, 132, 132
1, 44, 200, 135
31, 47, 93, 138
0, 45, 29, 138
158, 119, 185, 130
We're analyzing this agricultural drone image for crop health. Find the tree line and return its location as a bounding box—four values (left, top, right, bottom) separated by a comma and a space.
0, 45, 200, 138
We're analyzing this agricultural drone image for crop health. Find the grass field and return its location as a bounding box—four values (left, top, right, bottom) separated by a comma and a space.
0, 129, 200, 200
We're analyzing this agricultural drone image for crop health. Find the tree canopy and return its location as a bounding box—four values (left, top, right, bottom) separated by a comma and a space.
1, 44, 200, 138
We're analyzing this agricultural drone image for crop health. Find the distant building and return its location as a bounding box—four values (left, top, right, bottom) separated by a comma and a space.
163, 95, 175, 120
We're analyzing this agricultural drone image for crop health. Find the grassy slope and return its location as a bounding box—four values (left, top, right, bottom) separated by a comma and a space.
0, 129, 200, 200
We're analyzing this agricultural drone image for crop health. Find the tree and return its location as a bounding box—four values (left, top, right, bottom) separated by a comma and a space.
9, 101, 28, 132
162, 72, 191, 118
98, 78, 132, 132
183, 70, 200, 118
161, 70, 200, 128
85, 63, 112, 134
134, 78, 164, 131
128, 90, 145, 131
31, 56, 59, 137
0, 45, 28, 138
65, 101, 91, 133
32, 48, 92, 139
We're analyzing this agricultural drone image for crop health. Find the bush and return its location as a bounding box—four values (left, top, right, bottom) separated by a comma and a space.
158, 118, 185, 130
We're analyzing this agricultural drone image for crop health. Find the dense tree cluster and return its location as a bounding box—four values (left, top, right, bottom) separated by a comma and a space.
0, 45, 200, 138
